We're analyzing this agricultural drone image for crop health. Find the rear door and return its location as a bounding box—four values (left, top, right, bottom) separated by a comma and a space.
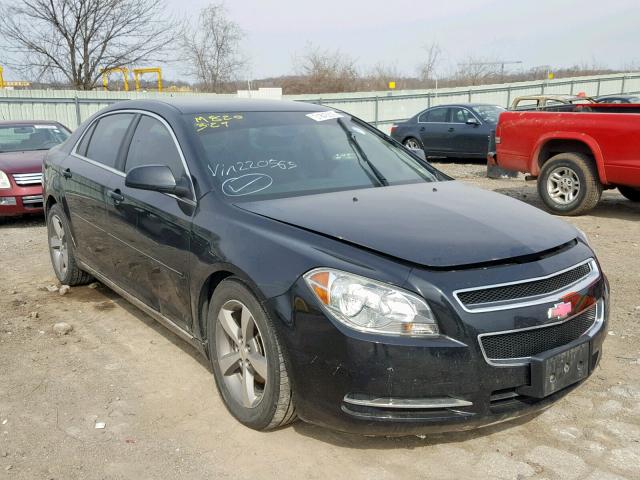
105, 113, 195, 330
417, 107, 452, 154
63, 113, 135, 275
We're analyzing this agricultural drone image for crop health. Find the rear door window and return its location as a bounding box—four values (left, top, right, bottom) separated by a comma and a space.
424, 108, 449, 123
85, 114, 134, 168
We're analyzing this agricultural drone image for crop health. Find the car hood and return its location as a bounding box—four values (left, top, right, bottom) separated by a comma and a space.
235, 181, 579, 268
0, 150, 46, 174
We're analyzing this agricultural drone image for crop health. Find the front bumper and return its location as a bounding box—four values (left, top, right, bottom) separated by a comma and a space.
0, 184, 44, 216
267, 249, 608, 435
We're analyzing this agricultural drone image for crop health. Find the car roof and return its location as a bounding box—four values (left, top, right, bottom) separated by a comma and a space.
426, 103, 499, 108
105, 98, 333, 114
0, 120, 64, 126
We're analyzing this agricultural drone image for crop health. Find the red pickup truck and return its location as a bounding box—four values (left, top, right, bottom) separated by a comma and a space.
489, 104, 640, 215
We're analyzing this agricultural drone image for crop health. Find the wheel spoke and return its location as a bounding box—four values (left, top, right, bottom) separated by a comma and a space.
53, 218, 64, 239
248, 352, 267, 380
241, 364, 256, 407
241, 308, 254, 344
50, 237, 62, 249
218, 351, 241, 376
218, 309, 240, 346
53, 251, 64, 273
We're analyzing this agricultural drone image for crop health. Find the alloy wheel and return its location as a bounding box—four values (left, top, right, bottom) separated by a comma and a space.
215, 300, 268, 408
404, 138, 421, 150
547, 166, 581, 205
49, 214, 68, 278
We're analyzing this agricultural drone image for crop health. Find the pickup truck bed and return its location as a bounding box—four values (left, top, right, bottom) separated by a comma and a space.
490, 104, 640, 215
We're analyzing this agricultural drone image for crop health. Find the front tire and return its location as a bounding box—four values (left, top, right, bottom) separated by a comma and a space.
618, 186, 640, 202
207, 279, 296, 430
46, 204, 93, 285
537, 153, 602, 216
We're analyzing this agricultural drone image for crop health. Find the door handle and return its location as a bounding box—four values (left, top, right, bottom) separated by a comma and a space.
107, 189, 124, 204
63, 168, 72, 179
419, 127, 426, 132
448, 127, 455, 132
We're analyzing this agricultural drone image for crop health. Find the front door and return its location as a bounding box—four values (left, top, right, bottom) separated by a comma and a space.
448, 107, 489, 156
105, 114, 195, 330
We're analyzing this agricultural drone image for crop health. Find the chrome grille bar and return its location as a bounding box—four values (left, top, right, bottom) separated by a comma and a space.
12, 173, 43, 186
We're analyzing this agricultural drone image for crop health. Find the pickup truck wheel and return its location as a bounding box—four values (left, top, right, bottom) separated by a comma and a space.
618, 186, 640, 202
207, 279, 297, 430
538, 153, 602, 215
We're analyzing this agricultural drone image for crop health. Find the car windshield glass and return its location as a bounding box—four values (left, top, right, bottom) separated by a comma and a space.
188, 111, 439, 200
0, 125, 69, 153
472, 105, 505, 123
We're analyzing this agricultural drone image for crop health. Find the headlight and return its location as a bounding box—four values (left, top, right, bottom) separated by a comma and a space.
303, 268, 439, 336
0, 170, 10, 189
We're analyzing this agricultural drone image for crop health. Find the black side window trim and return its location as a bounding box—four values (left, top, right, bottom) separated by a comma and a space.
77, 122, 97, 157
116, 114, 142, 172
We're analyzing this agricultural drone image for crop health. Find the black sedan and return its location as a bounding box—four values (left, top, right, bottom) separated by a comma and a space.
43, 99, 607, 435
594, 94, 640, 104
390, 103, 505, 159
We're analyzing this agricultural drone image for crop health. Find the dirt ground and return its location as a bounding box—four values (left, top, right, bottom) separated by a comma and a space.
1, 162, 639, 480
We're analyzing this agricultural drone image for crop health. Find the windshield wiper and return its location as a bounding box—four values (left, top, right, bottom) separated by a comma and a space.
337, 118, 388, 186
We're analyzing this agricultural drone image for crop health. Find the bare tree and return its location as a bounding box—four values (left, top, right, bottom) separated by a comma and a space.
291, 43, 358, 93
367, 62, 401, 90
417, 42, 442, 85
181, 3, 245, 93
0, 0, 179, 90
454, 56, 502, 85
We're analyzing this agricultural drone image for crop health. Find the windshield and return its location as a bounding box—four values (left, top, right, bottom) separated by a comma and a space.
472, 105, 505, 123
188, 111, 439, 200
0, 124, 70, 153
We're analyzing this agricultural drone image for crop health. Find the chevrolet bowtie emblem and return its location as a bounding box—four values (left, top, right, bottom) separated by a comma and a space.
548, 301, 572, 320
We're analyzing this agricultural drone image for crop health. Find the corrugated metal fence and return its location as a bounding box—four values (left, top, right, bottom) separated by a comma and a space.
1, 73, 639, 132
294, 72, 640, 133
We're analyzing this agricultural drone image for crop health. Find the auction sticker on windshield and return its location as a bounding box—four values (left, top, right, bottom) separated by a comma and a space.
306, 111, 344, 122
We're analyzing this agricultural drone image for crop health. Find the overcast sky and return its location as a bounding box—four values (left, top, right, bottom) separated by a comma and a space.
169, 0, 638, 81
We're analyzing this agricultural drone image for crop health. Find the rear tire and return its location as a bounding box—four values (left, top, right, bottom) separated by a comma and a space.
618, 186, 640, 202
537, 152, 602, 216
403, 137, 423, 150
207, 279, 296, 430
46, 204, 93, 285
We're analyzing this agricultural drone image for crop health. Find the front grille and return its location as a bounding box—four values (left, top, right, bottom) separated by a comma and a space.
21, 194, 43, 208
457, 262, 592, 307
12, 172, 43, 186
480, 304, 597, 360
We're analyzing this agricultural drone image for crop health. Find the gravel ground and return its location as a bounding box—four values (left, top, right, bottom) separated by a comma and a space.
1, 162, 639, 480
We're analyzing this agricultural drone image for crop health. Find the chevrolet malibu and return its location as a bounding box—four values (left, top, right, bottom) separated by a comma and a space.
0, 121, 70, 218
43, 99, 608, 434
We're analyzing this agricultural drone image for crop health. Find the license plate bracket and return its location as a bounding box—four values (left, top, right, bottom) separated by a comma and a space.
516, 341, 590, 398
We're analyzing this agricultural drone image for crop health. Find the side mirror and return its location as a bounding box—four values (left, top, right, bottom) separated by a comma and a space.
125, 165, 190, 198
409, 148, 426, 161
466, 117, 480, 126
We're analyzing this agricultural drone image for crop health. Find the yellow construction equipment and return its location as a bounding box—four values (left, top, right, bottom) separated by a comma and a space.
133, 67, 162, 92
102, 67, 129, 91
0, 66, 31, 89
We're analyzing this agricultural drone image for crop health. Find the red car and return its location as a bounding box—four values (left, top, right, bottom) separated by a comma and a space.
0, 121, 71, 218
